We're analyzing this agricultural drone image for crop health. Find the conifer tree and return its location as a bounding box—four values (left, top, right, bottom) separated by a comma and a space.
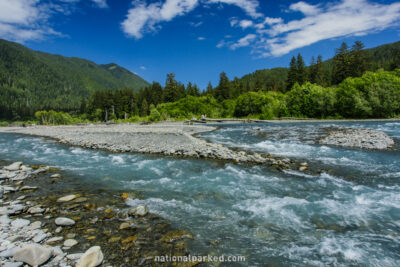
215, 72, 231, 100
286, 56, 298, 91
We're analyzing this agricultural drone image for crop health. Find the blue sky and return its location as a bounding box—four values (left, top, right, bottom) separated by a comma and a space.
1, 0, 400, 89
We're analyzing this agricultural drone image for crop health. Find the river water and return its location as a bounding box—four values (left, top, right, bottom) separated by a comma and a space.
1, 121, 399, 266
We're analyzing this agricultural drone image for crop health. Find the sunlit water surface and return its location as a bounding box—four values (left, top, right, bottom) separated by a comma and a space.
1, 121, 399, 266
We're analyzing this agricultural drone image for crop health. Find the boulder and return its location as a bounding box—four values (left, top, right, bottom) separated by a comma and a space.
55, 217, 75, 226
76, 246, 103, 267
13, 244, 52, 266
128, 205, 149, 217
4, 162, 22, 171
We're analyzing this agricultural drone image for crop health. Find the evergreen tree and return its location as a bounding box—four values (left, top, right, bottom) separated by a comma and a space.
140, 98, 149, 116
206, 82, 214, 95
351, 41, 369, 77
286, 56, 298, 91
163, 73, 181, 102
79, 97, 87, 114
215, 72, 232, 100
296, 53, 307, 85
315, 55, 325, 86
332, 42, 352, 84
308, 56, 317, 84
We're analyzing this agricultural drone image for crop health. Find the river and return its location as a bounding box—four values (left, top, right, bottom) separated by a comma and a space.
1, 121, 399, 266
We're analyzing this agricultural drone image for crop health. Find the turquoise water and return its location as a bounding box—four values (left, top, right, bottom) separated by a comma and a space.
1, 121, 400, 266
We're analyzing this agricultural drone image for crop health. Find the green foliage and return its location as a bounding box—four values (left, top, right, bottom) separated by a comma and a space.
286, 83, 337, 118
149, 104, 162, 122
336, 70, 400, 118
234, 91, 284, 118
158, 95, 221, 119
34, 110, 73, 125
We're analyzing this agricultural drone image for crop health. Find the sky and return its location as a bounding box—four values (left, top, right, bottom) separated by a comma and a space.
1, 0, 400, 89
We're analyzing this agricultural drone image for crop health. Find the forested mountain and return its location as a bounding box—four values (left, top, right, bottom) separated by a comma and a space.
239, 41, 400, 92
0, 39, 149, 119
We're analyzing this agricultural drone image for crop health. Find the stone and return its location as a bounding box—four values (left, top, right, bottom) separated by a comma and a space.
74, 197, 88, 203
55, 226, 63, 233
28, 206, 45, 214
4, 162, 22, 171
66, 233, 76, 239
3, 262, 23, 267
76, 246, 104, 267
30, 221, 42, 230
51, 174, 62, 178
47, 236, 64, 244
0, 215, 11, 225
13, 244, 52, 266
33, 232, 47, 243
63, 239, 78, 247
299, 166, 307, 172
128, 205, 149, 217
19, 186, 37, 191
0, 247, 21, 257
55, 217, 75, 226
119, 222, 130, 230
11, 218, 30, 228
57, 194, 76, 202
67, 253, 83, 261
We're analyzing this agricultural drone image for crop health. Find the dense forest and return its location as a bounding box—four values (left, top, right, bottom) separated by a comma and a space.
0, 39, 149, 120
1, 40, 400, 123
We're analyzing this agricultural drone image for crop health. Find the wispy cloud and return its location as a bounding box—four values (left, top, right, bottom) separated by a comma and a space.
198, 36, 206, 40
92, 0, 108, 9
0, 0, 107, 42
121, 0, 262, 39
239, 0, 400, 57
140, 66, 146, 70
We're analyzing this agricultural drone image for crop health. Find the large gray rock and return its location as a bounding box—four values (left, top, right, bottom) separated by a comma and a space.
3, 162, 22, 171
3, 262, 23, 267
128, 205, 149, 217
55, 217, 75, 226
76, 246, 103, 267
13, 244, 52, 266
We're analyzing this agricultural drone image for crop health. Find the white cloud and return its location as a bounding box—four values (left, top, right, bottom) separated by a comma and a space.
140, 66, 146, 70
239, 19, 253, 29
198, 36, 206, 40
92, 0, 108, 8
289, 1, 320, 15
0, 0, 106, 42
121, 0, 198, 39
230, 33, 256, 49
121, 0, 262, 39
262, 0, 400, 56
207, 0, 262, 18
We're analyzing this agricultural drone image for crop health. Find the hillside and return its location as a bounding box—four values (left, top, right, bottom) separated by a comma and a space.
239, 41, 400, 92
0, 39, 149, 119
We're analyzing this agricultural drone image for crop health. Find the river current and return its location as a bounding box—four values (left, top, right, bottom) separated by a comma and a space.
1, 121, 399, 266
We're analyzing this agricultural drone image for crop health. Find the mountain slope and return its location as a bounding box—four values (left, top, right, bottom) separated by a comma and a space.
239, 40, 400, 92
0, 39, 149, 119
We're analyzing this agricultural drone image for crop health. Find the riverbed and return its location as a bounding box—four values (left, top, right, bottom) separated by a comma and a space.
1, 120, 399, 266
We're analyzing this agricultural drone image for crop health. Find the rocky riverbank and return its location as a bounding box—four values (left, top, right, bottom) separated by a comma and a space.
319, 127, 395, 150
0, 161, 196, 266
0, 123, 297, 171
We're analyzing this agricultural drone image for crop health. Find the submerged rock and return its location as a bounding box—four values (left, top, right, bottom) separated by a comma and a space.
13, 244, 52, 266
76, 246, 103, 267
57, 194, 77, 202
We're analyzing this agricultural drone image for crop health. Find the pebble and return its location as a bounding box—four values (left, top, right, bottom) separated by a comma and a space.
63, 239, 78, 247
10, 219, 30, 229
128, 205, 149, 217
57, 194, 77, 202
55, 217, 75, 226
3, 162, 22, 171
